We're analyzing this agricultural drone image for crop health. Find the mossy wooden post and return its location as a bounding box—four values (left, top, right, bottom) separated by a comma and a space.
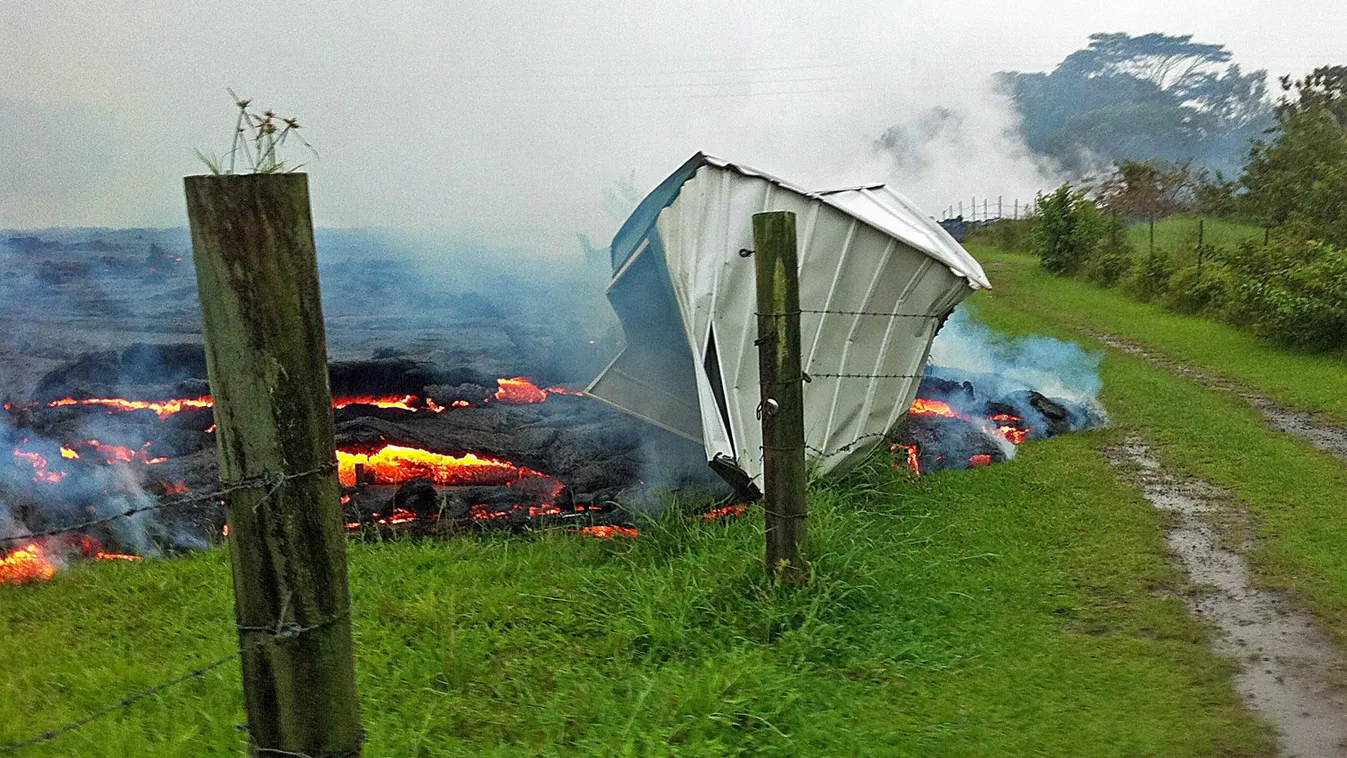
753, 211, 809, 586
184, 173, 362, 757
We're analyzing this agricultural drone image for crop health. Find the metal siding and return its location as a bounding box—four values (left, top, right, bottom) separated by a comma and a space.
598, 154, 987, 485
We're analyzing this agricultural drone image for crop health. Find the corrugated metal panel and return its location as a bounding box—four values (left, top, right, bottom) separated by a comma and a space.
589, 154, 988, 487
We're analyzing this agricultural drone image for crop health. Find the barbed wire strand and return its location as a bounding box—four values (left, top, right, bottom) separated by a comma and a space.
0, 463, 336, 547
0, 467, 345, 754
757, 309, 940, 319
0, 605, 349, 754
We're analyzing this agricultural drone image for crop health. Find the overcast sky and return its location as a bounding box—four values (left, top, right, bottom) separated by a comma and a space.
2, 1, 1341, 252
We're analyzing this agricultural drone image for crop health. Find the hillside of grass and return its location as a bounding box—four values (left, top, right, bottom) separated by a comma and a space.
964, 248, 1347, 645
969, 244, 1347, 421
1, 428, 1271, 757
1125, 214, 1265, 262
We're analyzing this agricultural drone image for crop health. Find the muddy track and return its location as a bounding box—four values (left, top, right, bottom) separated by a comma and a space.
1082, 329, 1347, 463
1107, 439, 1347, 757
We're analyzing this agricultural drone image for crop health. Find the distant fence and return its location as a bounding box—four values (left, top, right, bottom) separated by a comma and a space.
937, 196, 1035, 223
935, 197, 1036, 243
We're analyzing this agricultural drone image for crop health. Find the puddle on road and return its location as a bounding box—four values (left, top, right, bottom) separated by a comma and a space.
1084, 330, 1347, 462
1107, 439, 1347, 757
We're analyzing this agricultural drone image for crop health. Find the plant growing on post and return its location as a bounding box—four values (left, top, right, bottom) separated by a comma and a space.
196, 89, 317, 175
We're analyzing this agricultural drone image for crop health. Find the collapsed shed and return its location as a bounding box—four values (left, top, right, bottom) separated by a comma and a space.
587, 153, 990, 492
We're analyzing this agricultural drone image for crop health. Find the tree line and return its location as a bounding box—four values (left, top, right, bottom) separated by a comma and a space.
984, 64, 1347, 352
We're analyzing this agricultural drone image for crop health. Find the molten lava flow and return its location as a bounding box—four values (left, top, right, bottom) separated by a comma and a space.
333, 395, 447, 413
576, 525, 640, 539
0, 536, 142, 585
493, 377, 585, 405
47, 396, 213, 419
67, 440, 167, 466
94, 551, 144, 562
910, 398, 958, 418
495, 377, 548, 404
697, 504, 749, 522
0, 543, 56, 584
891, 443, 922, 476
336, 444, 549, 487
13, 446, 66, 484
900, 398, 1035, 476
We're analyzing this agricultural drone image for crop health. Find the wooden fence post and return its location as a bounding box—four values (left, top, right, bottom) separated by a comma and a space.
185, 173, 363, 756
753, 211, 809, 587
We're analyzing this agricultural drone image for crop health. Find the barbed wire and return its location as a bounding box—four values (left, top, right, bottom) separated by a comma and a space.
809, 372, 923, 380
806, 432, 892, 460
757, 309, 940, 319
0, 463, 336, 547
0, 603, 350, 754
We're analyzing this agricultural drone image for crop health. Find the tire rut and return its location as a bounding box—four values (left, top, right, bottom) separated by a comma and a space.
1106, 438, 1347, 757
1082, 329, 1347, 463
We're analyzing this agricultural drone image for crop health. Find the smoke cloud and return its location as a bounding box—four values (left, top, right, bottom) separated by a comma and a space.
6, 1, 1338, 251
929, 306, 1106, 413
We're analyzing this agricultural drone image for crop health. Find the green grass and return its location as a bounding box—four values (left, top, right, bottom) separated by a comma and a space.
1125, 214, 1265, 261
971, 245, 1347, 421
1, 436, 1271, 756
964, 251, 1347, 645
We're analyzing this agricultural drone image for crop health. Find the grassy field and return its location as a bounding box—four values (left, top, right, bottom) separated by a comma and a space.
968, 244, 1347, 644
968, 245, 1347, 421
14, 233, 1347, 755
2, 431, 1272, 756
1125, 214, 1266, 262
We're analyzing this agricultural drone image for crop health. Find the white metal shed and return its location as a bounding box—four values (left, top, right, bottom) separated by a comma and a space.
587, 153, 989, 492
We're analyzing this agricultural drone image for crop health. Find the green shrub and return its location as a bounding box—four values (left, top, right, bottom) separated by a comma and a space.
1031, 184, 1103, 275
1165, 264, 1229, 314
1124, 248, 1174, 302
1238, 282, 1347, 351
1218, 240, 1347, 350
969, 218, 1035, 252
1084, 214, 1133, 287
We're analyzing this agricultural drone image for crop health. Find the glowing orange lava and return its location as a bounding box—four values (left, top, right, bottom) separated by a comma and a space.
13, 447, 66, 484
891, 443, 922, 476
0, 543, 56, 584
336, 444, 548, 487
333, 395, 446, 413
66, 440, 166, 466
0, 536, 142, 585
47, 396, 213, 419
900, 398, 1033, 475
494, 377, 584, 405
495, 377, 548, 404
909, 398, 958, 418
576, 525, 640, 539
697, 504, 749, 522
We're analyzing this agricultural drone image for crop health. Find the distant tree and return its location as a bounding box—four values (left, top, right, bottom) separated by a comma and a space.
999, 33, 1273, 176
1031, 184, 1103, 275
1275, 65, 1347, 127
1240, 66, 1347, 243
1095, 159, 1194, 219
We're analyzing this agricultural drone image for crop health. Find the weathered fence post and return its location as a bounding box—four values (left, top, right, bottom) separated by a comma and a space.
185, 173, 363, 757
753, 211, 809, 587
1197, 218, 1205, 273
